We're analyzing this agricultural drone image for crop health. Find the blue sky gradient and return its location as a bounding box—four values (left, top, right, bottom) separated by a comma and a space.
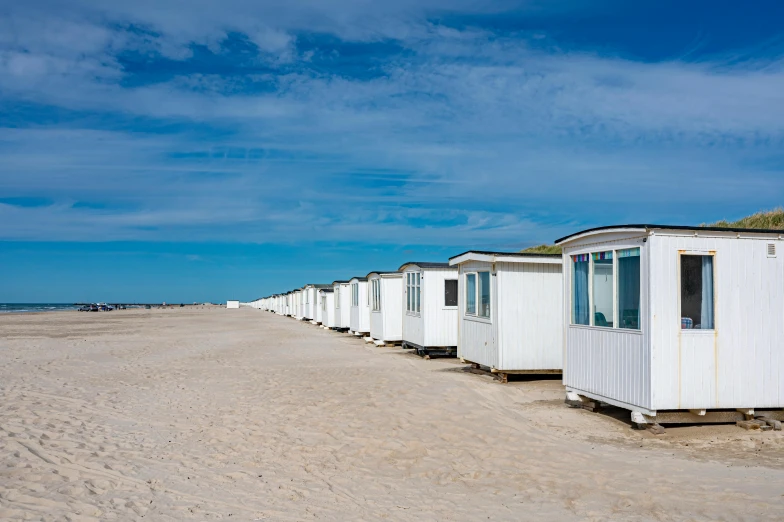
1, 0, 783, 302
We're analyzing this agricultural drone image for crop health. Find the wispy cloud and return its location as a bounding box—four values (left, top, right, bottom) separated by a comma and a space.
1, 1, 783, 248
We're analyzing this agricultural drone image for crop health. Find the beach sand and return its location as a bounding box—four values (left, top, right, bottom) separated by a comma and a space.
1, 307, 782, 521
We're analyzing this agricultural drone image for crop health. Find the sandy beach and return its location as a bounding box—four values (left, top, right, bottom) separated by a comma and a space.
1, 307, 782, 521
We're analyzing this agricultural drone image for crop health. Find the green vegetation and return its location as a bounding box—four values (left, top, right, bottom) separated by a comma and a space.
703, 208, 784, 230
518, 209, 783, 256
520, 244, 562, 255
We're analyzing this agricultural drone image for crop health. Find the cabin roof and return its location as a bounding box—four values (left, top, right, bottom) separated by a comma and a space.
366, 270, 400, 278
449, 250, 561, 262
331, 280, 351, 285
555, 224, 784, 245
349, 276, 368, 282
397, 261, 453, 271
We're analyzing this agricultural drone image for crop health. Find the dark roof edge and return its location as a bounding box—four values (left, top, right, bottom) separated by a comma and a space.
448, 250, 562, 261
555, 224, 784, 245
397, 261, 454, 271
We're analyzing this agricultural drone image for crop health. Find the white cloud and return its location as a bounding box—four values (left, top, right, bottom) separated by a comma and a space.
0, 1, 783, 246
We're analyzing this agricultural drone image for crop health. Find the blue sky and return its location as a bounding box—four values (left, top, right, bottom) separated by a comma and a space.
1, 0, 783, 303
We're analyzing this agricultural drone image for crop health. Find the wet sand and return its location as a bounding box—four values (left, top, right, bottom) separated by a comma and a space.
1, 307, 782, 520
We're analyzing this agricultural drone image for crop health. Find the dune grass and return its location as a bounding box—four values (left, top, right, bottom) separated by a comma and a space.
520, 244, 563, 254
703, 208, 784, 230
519, 209, 784, 255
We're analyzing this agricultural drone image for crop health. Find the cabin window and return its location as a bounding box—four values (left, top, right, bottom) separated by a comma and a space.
592, 252, 613, 327
444, 279, 458, 307
406, 272, 421, 313
352, 283, 359, 307
478, 271, 491, 318
466, 273, 476, 314
618, 248, 640, 329
680, 255, 714, 330
571, 254, 590, 325
322, 296, 326, 311
335, 288, 340, 309
371, 279, 381, 311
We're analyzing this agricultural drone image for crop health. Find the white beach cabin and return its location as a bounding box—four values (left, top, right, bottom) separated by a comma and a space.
349, 277, 371, 336
226, 300, 240, 309
332, 280, 351, 331
300, 286, 315, 321
398, 262, 459, 357
319, 288, 336, 328
556, 224, 784, 428
292, 290, 303, 319
367, 271, 403, 346
448, 251, 564, 382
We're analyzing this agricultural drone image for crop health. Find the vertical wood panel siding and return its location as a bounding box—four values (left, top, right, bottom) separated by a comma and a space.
563, 234, 651, 411
322, 293, 335, 327
497, 261, 564, 371
402, 268, 425, 346
423, 268, 459, 347
457, 261, 496, 367
349, 281, 371, 333
370, 275, 403, 342
650, 234, 784, 410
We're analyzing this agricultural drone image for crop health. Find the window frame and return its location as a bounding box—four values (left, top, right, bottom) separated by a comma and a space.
568, 246, 643, 332
464, 271, 492, 321
371, 279, 381, 312
444, 279, 458, 309
678, 251, 716, 332
406, 271, 422, 316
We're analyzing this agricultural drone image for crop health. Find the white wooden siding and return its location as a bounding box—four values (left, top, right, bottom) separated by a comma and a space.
350, 280, 371, 333
402, 266, 458, 348
649, 233, 784, 410
321, 292, 335, 327
497, 261, 563, 371
333, 283, 351, 328
402, 268, 424, 346
562, 233, 652, 411
456, 261, 497, 366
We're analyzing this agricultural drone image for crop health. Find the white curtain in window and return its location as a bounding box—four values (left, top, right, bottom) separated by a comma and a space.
701, 256, 714, 329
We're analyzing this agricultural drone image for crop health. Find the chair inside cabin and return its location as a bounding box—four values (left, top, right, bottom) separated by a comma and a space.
594, 312, 609, 327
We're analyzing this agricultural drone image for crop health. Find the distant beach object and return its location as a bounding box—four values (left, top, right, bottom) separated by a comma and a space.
226, 300, 240, 309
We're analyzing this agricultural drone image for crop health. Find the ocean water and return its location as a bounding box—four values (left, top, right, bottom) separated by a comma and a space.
0, 303, 80, 314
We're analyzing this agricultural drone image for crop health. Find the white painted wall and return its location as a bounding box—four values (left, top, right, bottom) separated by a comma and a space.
562, 227, 784, 413
333, 283, 351, 328
320, 291, 335, 327
349, 279, 370, 333
369, 273, 403, 342
402, 266, 458, 348
454, 257, 563, 372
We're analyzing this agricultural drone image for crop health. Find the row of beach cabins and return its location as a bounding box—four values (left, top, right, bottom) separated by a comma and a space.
242, 224, 784, 432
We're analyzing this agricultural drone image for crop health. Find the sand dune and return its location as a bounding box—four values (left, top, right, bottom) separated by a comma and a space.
1, 308, 782, 520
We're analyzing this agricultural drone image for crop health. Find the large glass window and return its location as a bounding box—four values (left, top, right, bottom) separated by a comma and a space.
618, 248, 641, 329
478, 271, 491, 318
444, 279, 458, 307
466, 273, 476, 314
592, 252, 613, 327
681, 255, 714, 330
572, 255, 590, 325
